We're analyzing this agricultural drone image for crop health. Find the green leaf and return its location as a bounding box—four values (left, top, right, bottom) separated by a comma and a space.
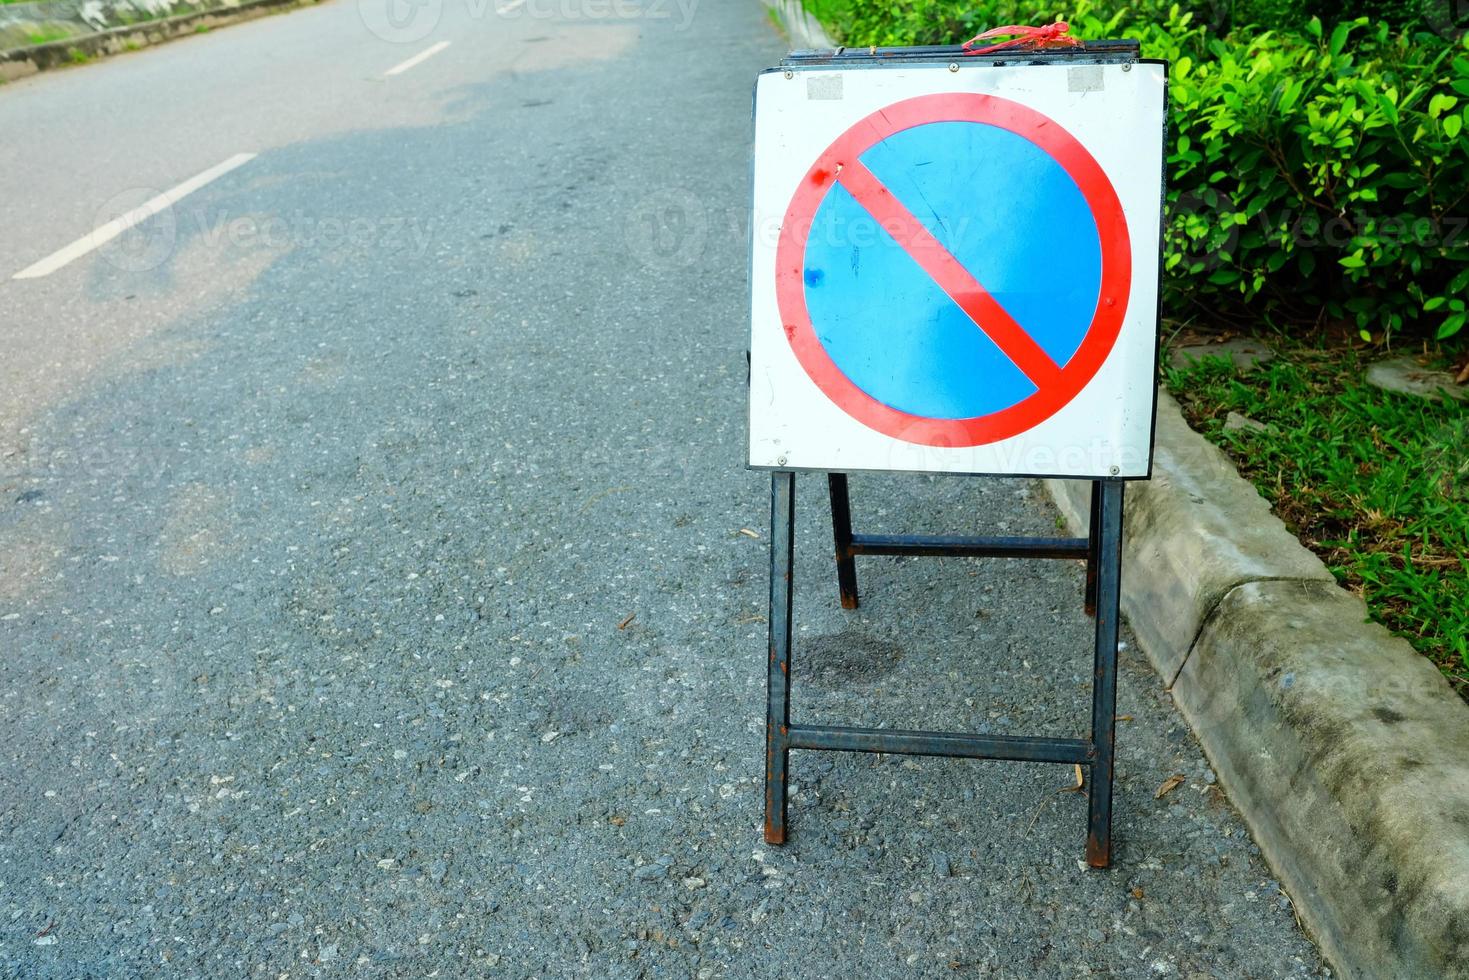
1306, 16, 1323, 40
1329, 22, 1350, 57
1446, 115, 1464, 139
1425, 297, 1448, 311
1277, 80, 1303, 115
1376, 94, 1399, 125
1437, 313, 1467, 339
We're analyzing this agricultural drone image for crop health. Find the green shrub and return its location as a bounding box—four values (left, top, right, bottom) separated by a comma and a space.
803, 1, 1469, 341
1238, 0, 1440, 31
1166, 15, 1469, 339
809, 0, 1454, 41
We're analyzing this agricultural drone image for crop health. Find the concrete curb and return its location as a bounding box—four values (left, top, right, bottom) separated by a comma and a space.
758, 0, 834, 51
0, 0, 317, 82
1048, 392, 1469, 980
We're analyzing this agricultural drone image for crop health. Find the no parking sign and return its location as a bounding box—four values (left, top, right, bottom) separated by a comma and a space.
749, 51, 1167, 478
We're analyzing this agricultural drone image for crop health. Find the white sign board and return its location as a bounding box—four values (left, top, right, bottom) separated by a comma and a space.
748, 54, 1167, 478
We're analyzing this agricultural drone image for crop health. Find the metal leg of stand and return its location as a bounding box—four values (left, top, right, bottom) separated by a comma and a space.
762, 471, 1128, 864
827, 473, 859, 610
764, 471, 796, 845
1086, 480, 1125, 868
1084, 480, 1102, 617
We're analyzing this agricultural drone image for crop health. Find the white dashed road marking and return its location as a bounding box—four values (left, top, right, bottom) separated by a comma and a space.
384, 40, 451, 77
12, 152, 257, 280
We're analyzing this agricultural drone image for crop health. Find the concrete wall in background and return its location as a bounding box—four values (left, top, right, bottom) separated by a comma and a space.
1, 0, 309, 80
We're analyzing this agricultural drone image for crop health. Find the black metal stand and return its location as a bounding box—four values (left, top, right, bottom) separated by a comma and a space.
763, 471, 1125, 868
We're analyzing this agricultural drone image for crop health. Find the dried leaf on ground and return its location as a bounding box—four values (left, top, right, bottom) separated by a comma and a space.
1155, 774, 1186, 799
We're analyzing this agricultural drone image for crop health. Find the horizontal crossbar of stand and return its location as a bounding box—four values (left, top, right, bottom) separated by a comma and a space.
785, 724, 1092, 764
845, 533, 1089, 560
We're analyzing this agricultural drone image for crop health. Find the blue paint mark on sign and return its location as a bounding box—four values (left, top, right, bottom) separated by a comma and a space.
802, 121, 1103, 420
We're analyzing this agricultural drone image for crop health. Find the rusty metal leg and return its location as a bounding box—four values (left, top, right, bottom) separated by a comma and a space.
1086, 480, 1125, 868
1084, 480, 1102, 617
764, 471, 796, 845
827, 472, 859, 610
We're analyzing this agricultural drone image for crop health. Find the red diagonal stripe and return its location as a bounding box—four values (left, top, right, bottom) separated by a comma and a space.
835, 158, 1064, 391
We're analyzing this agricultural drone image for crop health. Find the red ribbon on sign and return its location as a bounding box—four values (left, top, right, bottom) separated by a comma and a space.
961, 21, 1083, 56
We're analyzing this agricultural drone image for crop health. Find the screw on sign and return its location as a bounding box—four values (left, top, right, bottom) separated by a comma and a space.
776, 93, 1130, 448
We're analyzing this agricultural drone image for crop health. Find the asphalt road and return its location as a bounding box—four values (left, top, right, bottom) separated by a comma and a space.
0, 1, 1332, 977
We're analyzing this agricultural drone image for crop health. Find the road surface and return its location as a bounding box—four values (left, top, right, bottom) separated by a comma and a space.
0, 1, 1330, 976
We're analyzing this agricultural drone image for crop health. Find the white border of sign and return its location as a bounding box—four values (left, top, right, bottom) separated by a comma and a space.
749, 60, 1167, 479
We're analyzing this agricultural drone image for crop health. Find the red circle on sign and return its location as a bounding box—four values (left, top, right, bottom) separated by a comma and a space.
776, 93, 1132, 447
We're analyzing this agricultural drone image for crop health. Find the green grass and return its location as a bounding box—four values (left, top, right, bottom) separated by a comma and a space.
1166, 350, 1469, 698
23, 27, 73, 44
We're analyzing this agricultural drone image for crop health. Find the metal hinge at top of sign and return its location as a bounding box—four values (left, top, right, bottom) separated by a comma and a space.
780, 40, 1143, 70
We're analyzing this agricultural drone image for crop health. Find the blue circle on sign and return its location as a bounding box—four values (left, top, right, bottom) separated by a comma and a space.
802, 121, 1103, 420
